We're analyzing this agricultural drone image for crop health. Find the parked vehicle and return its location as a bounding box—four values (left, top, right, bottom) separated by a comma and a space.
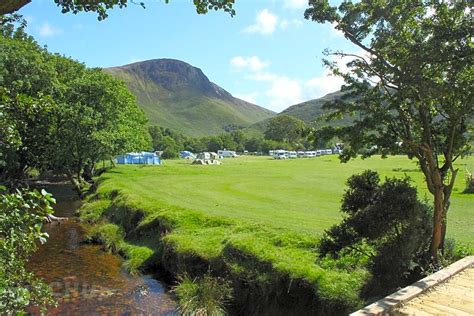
287, 151, 297, 159
218, 150, 237, 158
273, 150, 287, 159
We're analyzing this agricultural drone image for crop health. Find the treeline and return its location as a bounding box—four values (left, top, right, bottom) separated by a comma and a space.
0, 25, 150, 191
149, 115, 330, 158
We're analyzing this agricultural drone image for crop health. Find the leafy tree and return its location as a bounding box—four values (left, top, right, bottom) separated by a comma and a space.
1, 29, 150, 191
230, 130, 246, 152
305, 0, 473, 263
0, 0, 237, 20
0, 188, 57, 313
48, 68, 150, 189
319, 171, 432, 296
264, 115, 307, 144
244, 137, 264, 153
205, 136, 224, 153
149, 126, 164, 151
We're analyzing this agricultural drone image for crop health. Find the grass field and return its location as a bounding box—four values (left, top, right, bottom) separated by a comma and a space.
84, 154, 473, 313
103, 155, 473, 245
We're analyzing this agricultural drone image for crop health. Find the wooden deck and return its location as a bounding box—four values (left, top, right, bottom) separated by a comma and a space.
351, 256, 474, 316
393, 267, 474, 315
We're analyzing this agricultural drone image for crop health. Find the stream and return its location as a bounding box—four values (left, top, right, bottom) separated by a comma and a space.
27, 182, 177, 315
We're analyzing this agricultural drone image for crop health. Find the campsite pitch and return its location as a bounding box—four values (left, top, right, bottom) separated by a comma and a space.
104, 155, 473, 246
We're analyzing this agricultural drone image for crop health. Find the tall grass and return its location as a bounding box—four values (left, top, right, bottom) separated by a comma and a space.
173, 274, 232, 316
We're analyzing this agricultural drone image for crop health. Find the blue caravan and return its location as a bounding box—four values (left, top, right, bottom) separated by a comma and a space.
117, 152, 161, 165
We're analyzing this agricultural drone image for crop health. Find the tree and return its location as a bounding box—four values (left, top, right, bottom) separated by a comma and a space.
305, 0, 473, 263
1, 28, 150, 191
0, 0, 236, 20
264, 115, 307, 144
319, 171, 432, 296
48, 68, 150, 190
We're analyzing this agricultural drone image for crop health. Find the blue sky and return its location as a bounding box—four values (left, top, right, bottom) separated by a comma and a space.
18, 0, 357, 112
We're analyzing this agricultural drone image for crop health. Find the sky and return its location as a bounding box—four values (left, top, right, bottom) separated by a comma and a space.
18, 0, 358, 112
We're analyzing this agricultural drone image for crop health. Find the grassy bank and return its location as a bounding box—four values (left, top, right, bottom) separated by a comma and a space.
79, 155, 474, 314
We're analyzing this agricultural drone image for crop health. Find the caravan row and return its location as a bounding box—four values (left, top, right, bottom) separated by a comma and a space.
270, 149, 339, 159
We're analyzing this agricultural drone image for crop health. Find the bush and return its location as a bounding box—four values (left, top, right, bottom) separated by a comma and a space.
161, 148, 179, 159
441, 238, 472, 264
0, 189, 57, 313
464, 170, 474, 193
173, 274, 233, 316
318, 170, 432, 297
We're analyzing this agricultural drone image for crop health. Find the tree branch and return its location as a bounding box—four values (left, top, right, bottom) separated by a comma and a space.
0, 0, 31, 15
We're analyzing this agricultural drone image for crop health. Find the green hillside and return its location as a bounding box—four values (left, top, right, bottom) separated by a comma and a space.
244, 90, 353, 136
280, 90, 348, 123
104, 59, 275, 136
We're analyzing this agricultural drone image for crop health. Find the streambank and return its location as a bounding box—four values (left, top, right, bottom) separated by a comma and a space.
80, 171, 369, 315
27, 181, 177, 314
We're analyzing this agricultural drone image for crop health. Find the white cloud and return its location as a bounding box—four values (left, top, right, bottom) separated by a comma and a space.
304, 50, 376, 99
230, 56, 269, 72
235, 92, 259, 104
38, 22, 61, 37
305, 74, 345, 99
229, 52, 374, 112
244, 9, 278, 35
280, 19, 303, 30
266, 76, 303, 111
283, 0, 307, 10
230, 55, 303, 111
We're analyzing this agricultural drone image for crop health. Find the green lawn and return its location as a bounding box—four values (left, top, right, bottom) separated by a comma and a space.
104, 155, 473, 246
87, 154, 473, 312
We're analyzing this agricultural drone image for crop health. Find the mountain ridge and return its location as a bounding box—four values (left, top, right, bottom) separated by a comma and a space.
104, 58, 275, 136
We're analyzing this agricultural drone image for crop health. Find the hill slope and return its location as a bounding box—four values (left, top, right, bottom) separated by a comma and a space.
104, 59, 275, 136
245, 90, 351, 136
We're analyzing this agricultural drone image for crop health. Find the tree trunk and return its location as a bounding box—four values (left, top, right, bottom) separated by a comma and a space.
68, 174, 82, 195
429, 186, 444, 265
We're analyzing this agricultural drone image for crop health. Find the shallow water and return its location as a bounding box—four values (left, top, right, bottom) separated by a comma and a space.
27, 182, 177, 315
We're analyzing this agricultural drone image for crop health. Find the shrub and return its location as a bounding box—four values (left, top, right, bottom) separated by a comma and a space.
464, 170, 474, 193
441, 238, 472, 264
0, 189, 57, 313
161, 148, 179, 159
318, 170, 432, 297
173, 274, 233, 316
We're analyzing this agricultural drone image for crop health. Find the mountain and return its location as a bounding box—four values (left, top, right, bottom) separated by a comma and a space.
104, 59, 275, 136
244, 90, 352, 136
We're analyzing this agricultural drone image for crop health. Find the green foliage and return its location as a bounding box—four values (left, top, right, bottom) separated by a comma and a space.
319, 171, 432, 296
305, 0, 473, 261
149, 124, 293, 155
161, 148, 179, 159
464, 170, 474, 193
440, 238, 473, 265
0, 189, 57, 313
1, 0, 237, 20
173, 274, 232, 316
0, 27, 150, 187
264, 115, 307, 144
